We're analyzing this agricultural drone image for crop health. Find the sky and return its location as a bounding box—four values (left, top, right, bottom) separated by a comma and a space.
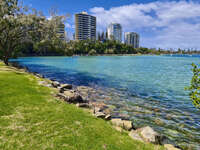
21, 0, 200, 49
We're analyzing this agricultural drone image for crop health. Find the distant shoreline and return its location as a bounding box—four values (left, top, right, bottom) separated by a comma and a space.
11, 53, 200, 59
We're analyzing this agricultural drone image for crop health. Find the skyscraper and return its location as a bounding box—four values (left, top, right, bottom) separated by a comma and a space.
107, 23, 122, 42
124, 32, 140, 48
57, 23, 65, 41
75, 12, 96, 40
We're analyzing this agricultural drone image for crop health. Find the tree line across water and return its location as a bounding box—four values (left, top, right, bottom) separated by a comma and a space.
1, 0, 200, 64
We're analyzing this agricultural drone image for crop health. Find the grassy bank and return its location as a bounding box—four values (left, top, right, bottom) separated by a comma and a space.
0, 62, 164, 150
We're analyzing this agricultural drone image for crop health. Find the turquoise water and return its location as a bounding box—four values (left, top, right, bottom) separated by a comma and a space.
12, 55, 200, 149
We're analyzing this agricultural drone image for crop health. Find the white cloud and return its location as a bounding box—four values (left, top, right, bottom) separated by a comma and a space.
65, 23, 72, 28
90, 1, 200, 49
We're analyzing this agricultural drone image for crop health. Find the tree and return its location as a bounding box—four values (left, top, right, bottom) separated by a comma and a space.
97, 32, 101, 41
186, 63, 200, 110
88, 49, 97, 55
0, 0, 26, 65
0, 0, 41, 65
0, 1, 69, 64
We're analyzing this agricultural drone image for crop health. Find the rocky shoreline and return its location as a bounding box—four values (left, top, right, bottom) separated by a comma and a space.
12, 63, 182, 150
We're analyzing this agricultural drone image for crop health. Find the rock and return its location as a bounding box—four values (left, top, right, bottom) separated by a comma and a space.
95, 112, 106, 118
63, 91, 83, 103
154, 118, 164, 126
93, 107, 103, 114
38, 81, 46, 85
44, 84, 52, 87
118, 113, 130, 120
77, 86, 94, 92
159, 136, 176, 146
92, 103, 108, 112
111, 118, 133, 131
129, 130, 144, 142
138, 126, 161, 144
114, 126, 123, 132
105, 114, 112, 121
111, 118, 124, 127
164, 144, 181, 150
153, 108, 161, 112
76, 103, 90, 108
60, 84, 72, 90
76, 86, 91, 100
122, 120, 133, 131
57, 93, 67, 99
36, 73, 43, 78
52, 81, 60, 88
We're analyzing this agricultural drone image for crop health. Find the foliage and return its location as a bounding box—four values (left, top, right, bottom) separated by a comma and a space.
64, 40, 140, 55
186, 63, 200, 110
0, 0, 67, 65
89, 49, 97, 55
0, 62, 164, 150
0, 0, 26, 65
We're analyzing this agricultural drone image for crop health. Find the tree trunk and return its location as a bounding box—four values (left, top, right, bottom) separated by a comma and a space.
3, 57, 9, 66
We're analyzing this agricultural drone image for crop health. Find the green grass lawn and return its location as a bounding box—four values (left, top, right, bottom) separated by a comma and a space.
0, 62, 164, 150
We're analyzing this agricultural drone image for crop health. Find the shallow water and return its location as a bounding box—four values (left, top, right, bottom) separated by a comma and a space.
11, 55, 200, 149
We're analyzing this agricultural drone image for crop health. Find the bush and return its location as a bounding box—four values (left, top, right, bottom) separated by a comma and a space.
88, 49, 97, 55
186, 63, 200, 110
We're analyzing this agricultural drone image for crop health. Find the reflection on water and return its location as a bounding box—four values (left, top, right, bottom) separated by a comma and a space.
11, 55, 200, 149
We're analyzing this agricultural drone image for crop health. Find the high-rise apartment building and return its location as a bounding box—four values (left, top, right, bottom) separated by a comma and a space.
107, 23, 122, 42
57, 23, 65, 41
124, 32, 140, 48
75, 12, 96, 40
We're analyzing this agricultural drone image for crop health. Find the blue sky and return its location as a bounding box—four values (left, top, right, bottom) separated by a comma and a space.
21, 0, 200, 49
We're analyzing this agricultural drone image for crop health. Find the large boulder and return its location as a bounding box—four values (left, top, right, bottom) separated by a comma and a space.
129, 130, 144, 142
122, 120, 133, 131
64, 90, 83, 103
95, 112, 106, 119
137, 126, 161, 144
93, 107, 103, 114
52, 81, 60, 88
35, 73, 44, 78
76, 103, 90, 108
164, 144, 181, 150
57, 93, 67, 99
111, 118, 133, 131
111, 118, 123, 127
60, 84, 72, 91
105, 114, 112, 121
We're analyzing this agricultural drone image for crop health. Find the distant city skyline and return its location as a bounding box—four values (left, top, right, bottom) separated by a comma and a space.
125, 32, 140, 48
107, 23, 122, 42
75, 12, 96, 41
21, 0, 200, 49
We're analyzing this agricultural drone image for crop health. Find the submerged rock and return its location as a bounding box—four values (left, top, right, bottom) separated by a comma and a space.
77, 86, 94, 93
